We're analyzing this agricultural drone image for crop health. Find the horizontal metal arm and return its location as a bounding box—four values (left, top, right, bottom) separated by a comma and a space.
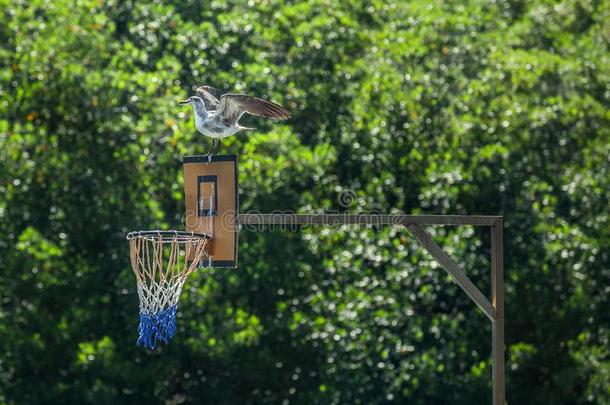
238, 213, 501, 226
407, 224, 496, 321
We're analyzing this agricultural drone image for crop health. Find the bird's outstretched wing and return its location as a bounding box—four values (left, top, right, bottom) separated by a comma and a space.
196, 86, 223, 111
214, 94, 291, 125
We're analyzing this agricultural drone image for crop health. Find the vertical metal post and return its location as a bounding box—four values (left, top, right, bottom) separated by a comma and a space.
491, 220, 505, 404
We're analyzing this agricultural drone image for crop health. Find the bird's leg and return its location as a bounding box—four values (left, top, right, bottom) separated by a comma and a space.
205, 139, 219, 162
213, 139, 221, 155
205, 138, 215, 162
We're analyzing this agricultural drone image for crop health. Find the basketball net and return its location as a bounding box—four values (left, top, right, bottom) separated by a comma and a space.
127, 231, 209, 349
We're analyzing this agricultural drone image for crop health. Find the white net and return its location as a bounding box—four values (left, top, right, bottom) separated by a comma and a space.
136, 279, 186, 316
127, 231, 210, 349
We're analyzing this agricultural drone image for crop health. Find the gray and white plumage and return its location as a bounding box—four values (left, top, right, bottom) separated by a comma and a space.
180, 85, 291, 140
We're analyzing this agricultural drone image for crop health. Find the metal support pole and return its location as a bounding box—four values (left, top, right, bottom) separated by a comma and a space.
491, 220, 505, 405
238, 213, 506, 402
407, 224, 495, 321
238, 213, 501, 227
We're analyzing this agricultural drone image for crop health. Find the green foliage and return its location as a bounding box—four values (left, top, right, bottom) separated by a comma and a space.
0, 0, 608, 403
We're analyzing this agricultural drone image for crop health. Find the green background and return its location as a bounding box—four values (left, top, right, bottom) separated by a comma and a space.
0, 0, 608, 403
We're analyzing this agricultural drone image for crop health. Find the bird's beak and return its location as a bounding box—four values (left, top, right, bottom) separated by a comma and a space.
178, 100, 189, 105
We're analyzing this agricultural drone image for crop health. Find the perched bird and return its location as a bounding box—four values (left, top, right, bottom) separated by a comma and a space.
179, 85, 291, 156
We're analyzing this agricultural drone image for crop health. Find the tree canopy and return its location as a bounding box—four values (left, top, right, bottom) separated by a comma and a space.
0, 0, 608, 403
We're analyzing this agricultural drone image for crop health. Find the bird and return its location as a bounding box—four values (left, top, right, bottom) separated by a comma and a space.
179, 85, 291, 157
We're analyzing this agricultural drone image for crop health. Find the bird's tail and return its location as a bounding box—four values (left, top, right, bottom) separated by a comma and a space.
238, 125, 256, 131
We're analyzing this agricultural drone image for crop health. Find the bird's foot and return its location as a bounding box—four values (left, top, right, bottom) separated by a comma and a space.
204, 141, 215, 162
205, 139, 220, 161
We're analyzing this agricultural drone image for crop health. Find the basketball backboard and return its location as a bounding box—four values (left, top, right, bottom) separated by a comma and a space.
183, 155, 238, 268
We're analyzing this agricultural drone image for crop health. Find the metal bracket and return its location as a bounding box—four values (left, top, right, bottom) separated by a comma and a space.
238, 213, 505, 404
406, 224, 495, 321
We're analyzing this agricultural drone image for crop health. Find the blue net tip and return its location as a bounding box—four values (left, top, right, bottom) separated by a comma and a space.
136, 306, 178, 349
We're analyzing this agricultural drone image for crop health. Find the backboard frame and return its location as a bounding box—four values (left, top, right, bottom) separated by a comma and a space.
183, 154, 239, 268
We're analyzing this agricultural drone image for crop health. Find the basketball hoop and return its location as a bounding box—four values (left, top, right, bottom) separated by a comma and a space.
126, 230, 211, 349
